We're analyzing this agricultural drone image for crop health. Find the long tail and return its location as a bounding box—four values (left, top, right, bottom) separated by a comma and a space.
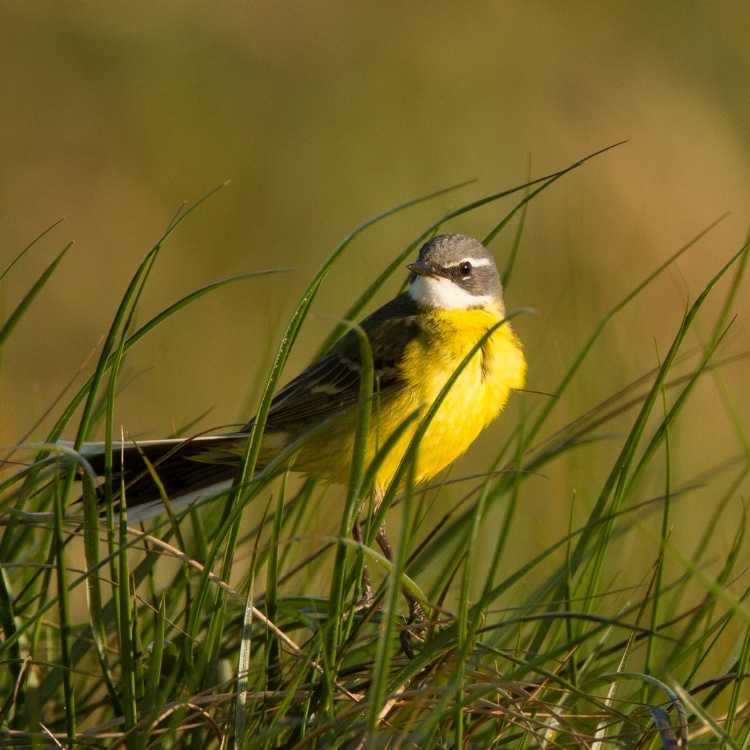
74, 434, 247, 521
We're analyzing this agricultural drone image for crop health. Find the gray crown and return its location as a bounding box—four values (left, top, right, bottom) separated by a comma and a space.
415, 234, 502, 300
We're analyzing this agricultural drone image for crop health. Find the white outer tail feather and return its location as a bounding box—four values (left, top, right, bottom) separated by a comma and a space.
59, 436, 242, 523
124, 479, 234, 523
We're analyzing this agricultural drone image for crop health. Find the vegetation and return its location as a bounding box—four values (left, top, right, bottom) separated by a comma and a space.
2, 149, 750, 748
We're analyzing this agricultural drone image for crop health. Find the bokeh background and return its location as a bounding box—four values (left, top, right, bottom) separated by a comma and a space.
2, 3, 750, 609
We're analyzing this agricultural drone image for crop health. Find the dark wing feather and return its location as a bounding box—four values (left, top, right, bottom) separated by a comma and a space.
83, 294, 424, 510
263, 293, 423, 432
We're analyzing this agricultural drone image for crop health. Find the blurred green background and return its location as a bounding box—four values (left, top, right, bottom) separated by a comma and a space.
2, 3, 750, 604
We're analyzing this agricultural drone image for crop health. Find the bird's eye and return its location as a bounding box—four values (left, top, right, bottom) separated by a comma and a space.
459, 261, 472, 276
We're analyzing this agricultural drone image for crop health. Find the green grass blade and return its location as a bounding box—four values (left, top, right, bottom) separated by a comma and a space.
0, 243, 71, 350
318, 141, 625, 356
143, 593, 167, 733
673, 682, 737, 748
80, 470, 122, 713
51, 469, 76, 744
117, 470, 138, 746
325, 319, 374, 705
366, 459, 417, 737
501, 155, 531, 288
0, 217, 65, 283
234, 511, 264, 750
725, 624, 750, 743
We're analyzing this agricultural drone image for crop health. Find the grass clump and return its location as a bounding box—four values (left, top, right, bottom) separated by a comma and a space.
2, 148, 750, 748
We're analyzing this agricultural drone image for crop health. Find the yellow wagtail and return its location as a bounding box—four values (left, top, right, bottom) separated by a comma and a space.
81, 233, 526, 596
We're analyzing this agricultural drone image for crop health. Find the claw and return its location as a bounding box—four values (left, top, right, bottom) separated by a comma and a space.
354, 575, 374, 611
400, 628, 415, 659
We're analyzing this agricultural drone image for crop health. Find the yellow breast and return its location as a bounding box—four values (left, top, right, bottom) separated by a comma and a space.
375, 307, 526, 488
291, 307, 525, 492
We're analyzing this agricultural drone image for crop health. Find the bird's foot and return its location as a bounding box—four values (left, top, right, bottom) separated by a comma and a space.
408, 597, 427, 624
353, 576, 375, 612
399, 597, 428, 658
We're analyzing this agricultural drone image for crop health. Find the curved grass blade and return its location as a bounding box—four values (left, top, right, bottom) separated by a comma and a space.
318, 141, 626, 356
0, 243, 72, 350
0, 217, 65, 283
725, 624, 750, 742
501, 155, 531, 288
598, 671, 688, 748
320, 536, 427, 602
672, 681, 729, 748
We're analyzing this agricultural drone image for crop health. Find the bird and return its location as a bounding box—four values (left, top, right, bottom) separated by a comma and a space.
79, 233, 526, 615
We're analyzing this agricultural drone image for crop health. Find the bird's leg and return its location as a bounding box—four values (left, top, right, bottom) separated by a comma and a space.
352, 521, 373, 608
368, 488, 425, 656
375, 524, 426, 658
375, 525, 425, 624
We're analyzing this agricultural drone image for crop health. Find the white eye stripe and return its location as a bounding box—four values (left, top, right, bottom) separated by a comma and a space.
452, 257, 493, 268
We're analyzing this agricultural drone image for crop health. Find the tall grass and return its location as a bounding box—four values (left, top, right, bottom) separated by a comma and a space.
1, 149, 750, 748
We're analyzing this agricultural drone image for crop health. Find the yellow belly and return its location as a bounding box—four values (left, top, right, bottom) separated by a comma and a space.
295, 307, 526, 491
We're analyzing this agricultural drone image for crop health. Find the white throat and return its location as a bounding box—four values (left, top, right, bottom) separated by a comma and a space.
408, 275, 496, 310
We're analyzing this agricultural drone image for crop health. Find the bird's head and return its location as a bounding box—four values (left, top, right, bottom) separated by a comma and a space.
407, 234, 504, 312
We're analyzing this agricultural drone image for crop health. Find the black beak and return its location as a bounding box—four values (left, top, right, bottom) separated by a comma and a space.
407, 260, 439, 278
